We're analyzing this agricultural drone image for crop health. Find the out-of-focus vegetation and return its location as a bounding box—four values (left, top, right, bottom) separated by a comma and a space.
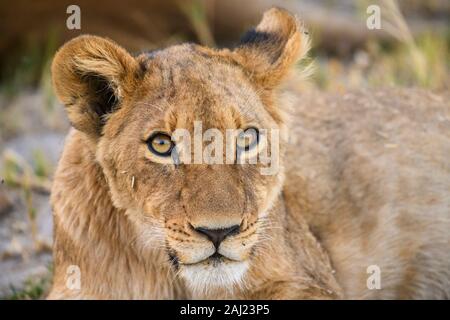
0, 0, 448, 299
0, 0, 448, 97
312, 0, 449, 91
313, 28, 449, 91
6, 266, 52, 300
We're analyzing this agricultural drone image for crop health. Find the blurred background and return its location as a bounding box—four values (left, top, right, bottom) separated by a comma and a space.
0, 0, 448, 299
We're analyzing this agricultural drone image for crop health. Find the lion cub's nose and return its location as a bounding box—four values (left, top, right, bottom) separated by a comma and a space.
194, 225, 240, 249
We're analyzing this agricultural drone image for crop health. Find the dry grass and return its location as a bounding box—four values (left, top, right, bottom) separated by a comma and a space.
177, 0, 215, 47
6, 268, 52, 300
310, 0, 449, 92
1, 150, 52, 253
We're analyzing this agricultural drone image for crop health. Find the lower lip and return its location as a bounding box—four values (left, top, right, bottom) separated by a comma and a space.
184, 255, 234, 267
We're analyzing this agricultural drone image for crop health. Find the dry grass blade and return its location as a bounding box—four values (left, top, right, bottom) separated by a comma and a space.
1, 149, 52, 195
380, 0, 428, 86
177, 0, 216, 47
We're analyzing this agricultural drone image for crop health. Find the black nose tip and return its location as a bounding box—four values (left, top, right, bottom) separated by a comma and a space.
195, 225, 240, 249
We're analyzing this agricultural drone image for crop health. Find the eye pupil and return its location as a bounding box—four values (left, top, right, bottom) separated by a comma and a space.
148, 132, 174, 157
237, 127, 259, 151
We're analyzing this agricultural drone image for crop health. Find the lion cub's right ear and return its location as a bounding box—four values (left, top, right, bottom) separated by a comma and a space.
232, 7, 309, 89
52, 35, 140, 137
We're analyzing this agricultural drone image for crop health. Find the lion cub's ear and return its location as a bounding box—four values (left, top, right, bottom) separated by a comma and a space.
52, 35, 140, 137
233, 7, 309, 89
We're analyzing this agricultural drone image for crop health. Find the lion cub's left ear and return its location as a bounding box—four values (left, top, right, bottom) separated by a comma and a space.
52, 35, 140, 137
232, 7, 309, 89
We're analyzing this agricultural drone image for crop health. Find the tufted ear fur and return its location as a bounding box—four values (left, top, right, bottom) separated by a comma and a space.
232, 7, 309, 89
51, 35, 140, 137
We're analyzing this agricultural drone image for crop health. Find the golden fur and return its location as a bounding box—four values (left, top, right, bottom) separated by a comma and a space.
48, 8, 450, 299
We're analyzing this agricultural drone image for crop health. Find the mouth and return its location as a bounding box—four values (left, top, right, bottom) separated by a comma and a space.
200, 252, 242, 266
209, 252, 225, 261
166, 244, 251, 291
177, 252, 241, 268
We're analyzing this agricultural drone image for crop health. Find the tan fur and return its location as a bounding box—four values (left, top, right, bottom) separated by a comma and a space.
284, 88, 450, 299
48, 8, 450, 299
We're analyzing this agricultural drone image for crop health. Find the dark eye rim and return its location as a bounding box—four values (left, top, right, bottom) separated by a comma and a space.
147, 131, 174, 157
237, 127, 260, 151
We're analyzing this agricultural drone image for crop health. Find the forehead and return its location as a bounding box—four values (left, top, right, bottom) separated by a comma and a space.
127, 44, 271, 132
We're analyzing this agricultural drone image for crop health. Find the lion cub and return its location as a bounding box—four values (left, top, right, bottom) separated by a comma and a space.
49, 8, 449, 299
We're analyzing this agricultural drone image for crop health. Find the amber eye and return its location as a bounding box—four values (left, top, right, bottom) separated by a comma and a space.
147, 132, 174, 157
236, 127, 259, 151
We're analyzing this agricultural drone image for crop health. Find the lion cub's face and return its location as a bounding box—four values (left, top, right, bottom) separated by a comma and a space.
52, 8, 308, 292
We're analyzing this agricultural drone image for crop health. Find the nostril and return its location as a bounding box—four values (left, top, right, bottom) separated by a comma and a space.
195, 225, 240, 249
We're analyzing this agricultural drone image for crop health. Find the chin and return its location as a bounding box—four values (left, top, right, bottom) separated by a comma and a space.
180, 258, 249, 295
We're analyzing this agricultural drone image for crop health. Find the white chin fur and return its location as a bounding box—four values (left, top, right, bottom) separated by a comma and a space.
180, 260, 249, 295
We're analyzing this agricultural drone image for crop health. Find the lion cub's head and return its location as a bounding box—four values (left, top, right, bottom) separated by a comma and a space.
52, 8, 308, 293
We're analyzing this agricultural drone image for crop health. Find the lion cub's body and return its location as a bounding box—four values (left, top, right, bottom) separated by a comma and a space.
49, 87, 450, 299
285, 88, 450, 299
